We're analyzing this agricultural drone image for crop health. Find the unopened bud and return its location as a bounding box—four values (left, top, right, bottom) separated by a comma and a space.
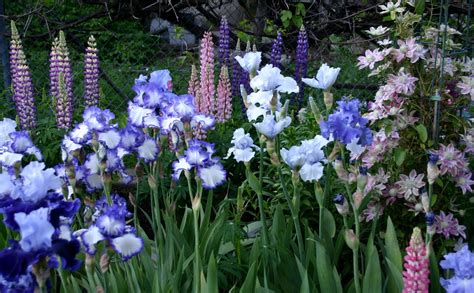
192, 195, 201, 211
357, 166, 368, 192
333, 194, 349, 215
308, 96, 323, 123
333, 159, 348, 181
100, 253, 110, 273
323, 91, 333, 110
344, 229, 359, 250
266, 139, 280, 166
148, 175, 157, 189
353, 191, 363, 210
279, 99, 290, 118
421, 190, 430, 213
240, 85, 249, 108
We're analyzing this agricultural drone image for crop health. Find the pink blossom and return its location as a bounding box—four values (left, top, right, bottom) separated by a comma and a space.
357, 49, 386, 70
455, 172, 474, 194
396, 170, 425, 200
402, 228, 429, 293
387, 70, 418, 96
392, 38, 427, 63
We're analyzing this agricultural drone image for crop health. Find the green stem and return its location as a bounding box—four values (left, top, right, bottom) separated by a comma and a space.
278, 166, 305, 262
193, 208, 201, 293
340, 146, 361, 293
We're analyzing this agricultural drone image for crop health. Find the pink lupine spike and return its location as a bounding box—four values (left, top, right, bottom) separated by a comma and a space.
199, 31, 215, 116
402, 227, 430, 293
188, 64, 201, 113
216, 65, 232, 122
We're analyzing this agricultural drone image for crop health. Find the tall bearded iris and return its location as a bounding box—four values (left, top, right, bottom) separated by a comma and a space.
320, 98, 373, 146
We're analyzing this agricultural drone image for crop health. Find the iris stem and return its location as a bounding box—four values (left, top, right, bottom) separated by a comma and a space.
340, 147, 361, 293
278, 166, 305, 262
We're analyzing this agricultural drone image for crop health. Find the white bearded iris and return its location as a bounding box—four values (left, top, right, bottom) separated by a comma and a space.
98, 129, 121, 149
15, 208, 55, 252
137, 138, 159, 162
302, 63, 341, 91
254, 115, 291, 139
250, 64, 299, 94
235, 52, 262, 74
111, 233, 144, 261
20, 161, 61, 202
226, 128, 259, 163
198, 163, 226, 189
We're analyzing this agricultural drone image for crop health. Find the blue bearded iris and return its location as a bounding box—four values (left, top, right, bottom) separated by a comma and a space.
320, 98, 373, 146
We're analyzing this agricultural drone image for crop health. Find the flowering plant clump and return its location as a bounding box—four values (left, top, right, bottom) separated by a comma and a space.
1, 7, 473, 293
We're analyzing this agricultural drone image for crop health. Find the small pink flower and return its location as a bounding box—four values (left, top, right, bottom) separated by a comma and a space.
432, 144, 467, 177
402, 228, 429, 293
357, 49, 386, 70
392, 38, 427, 63
457, 76, 474, 101
387, 70, 418, 96
396, 170, 425, 200
455, 172, 474, 195
434, 211, 466, 239
361, 201, 384, 222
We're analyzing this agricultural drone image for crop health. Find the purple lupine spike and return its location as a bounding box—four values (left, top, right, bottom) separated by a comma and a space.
231, 38, 242, 97
9, 21, 37, 129
199, 31, 215, 116
56, 73, 72, 129
270, 32, 283, 69
294, 25, 308, 107
218, 16, 230, 69
50, 30, 73, 129
84, 35, 100, 108
240, 40, 252, 95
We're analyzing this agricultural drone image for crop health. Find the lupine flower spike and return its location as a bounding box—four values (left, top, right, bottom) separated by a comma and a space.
9, 21, 37, 129
295, 25, 308, 106
216, 65, 232, 122
56, 73, 73, 129
50, 31, 73, 129
270, 31, 283, 69
232, 38, 242, 97
218, 16, 230, 69
188, 64, 201, 112
84, 35, 100, 108
402, 227, 430, 293
199, 31, 215, 116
